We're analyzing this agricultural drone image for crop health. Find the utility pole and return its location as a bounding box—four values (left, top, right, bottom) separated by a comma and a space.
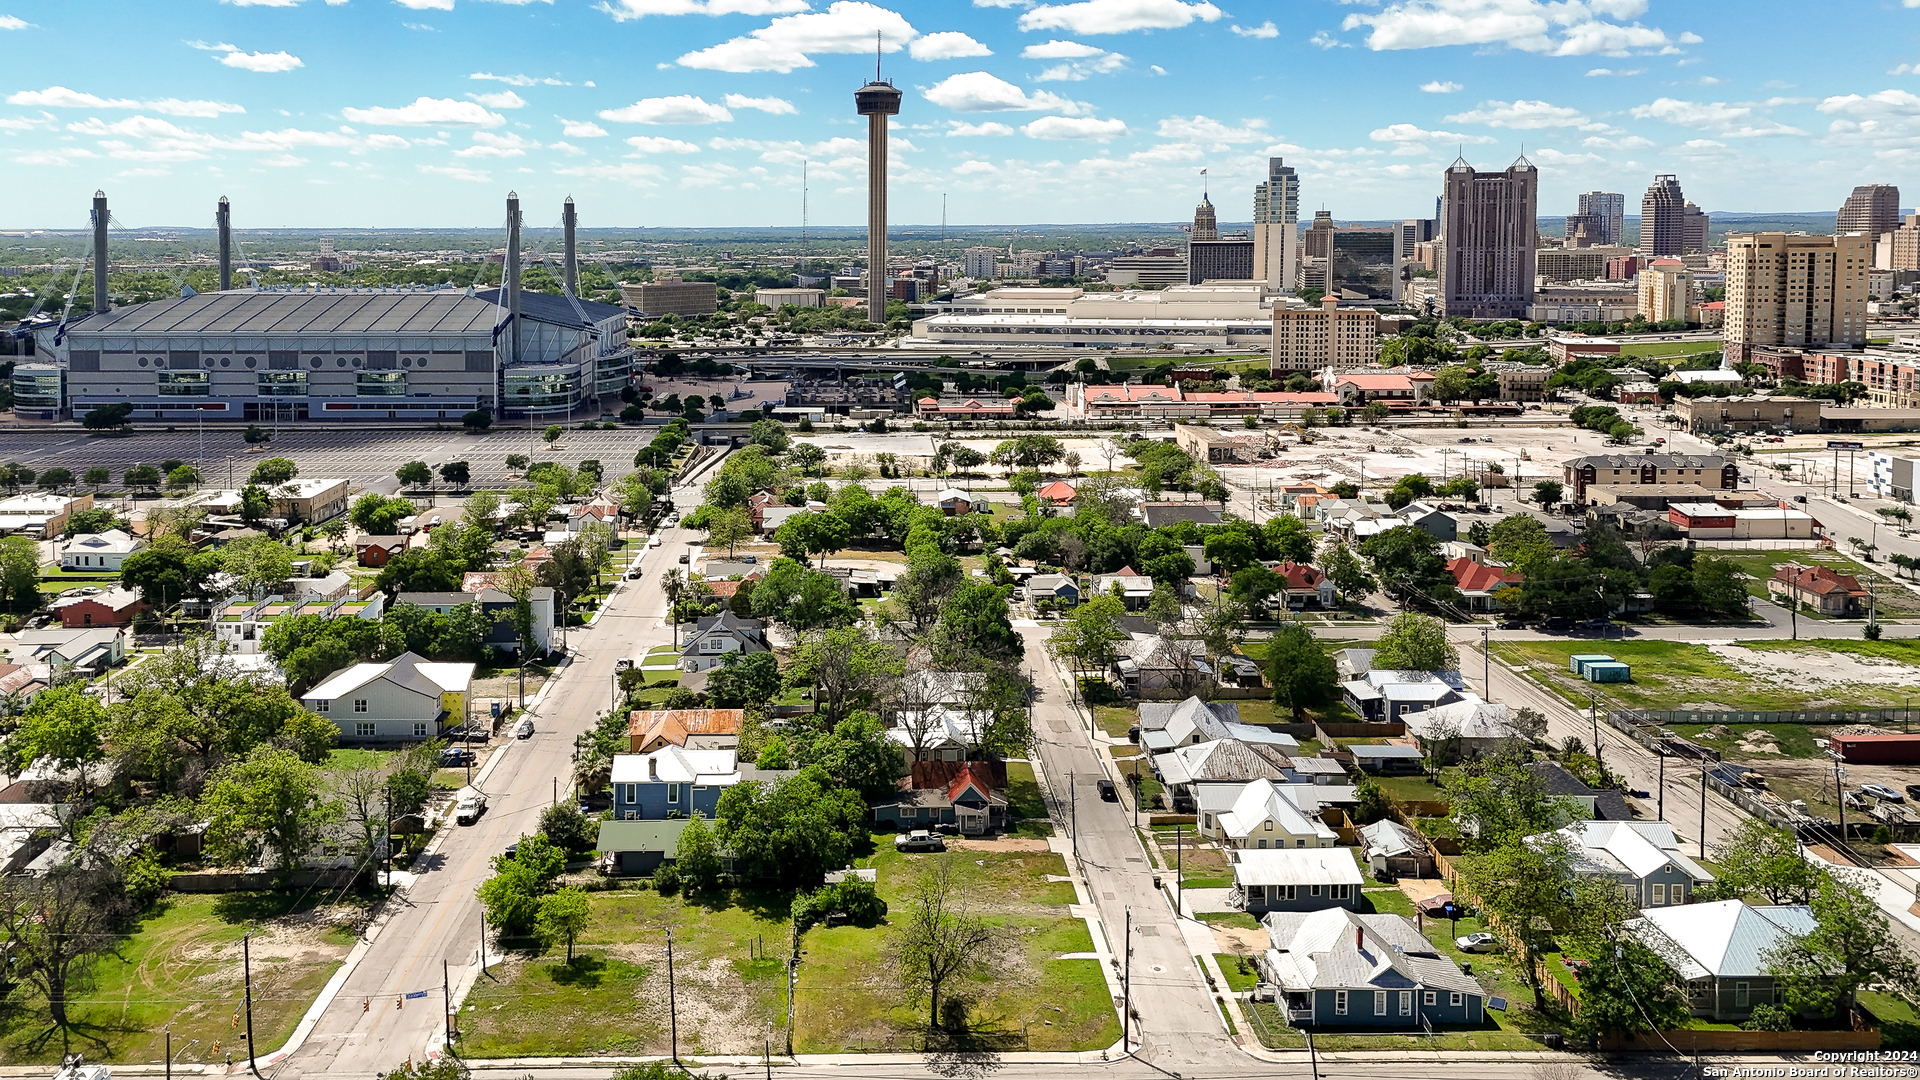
1658, 751, 1665, 821
443, 958, 453, 1048
1589, 691, 1601, 768
1175, 822, 1183, 915
1699, 764, 1708, 857
384, 781, 392, 888
1122, 907, 1132, 1054
667, 928, 679, 1063
1481, 626, 1489, 696
243, 933, 260, 1077
765, 1019, 773, 1080
481, 911, 488, 975
1306, 1030, 1321, 1080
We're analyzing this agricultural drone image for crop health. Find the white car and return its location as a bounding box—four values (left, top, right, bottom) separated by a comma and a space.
454, 792, 487, 825
1455, 932, 1499, 953
648, 535, 663, 548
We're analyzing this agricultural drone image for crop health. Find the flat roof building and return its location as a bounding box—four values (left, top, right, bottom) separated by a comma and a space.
1724, 232, 1871, 363
1272, 295, 1380, 376
622, 277, 718, 317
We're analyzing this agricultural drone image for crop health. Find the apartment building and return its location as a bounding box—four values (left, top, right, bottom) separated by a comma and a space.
1271, 295, 1381, 375
1638, 259, 1694, 324
1723, 232, 1871, 363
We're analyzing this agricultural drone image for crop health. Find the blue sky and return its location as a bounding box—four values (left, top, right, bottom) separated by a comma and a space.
1, 0, 1914, 229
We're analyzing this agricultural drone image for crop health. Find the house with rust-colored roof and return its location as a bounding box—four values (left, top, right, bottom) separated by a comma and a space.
1767, 564, 1867, 617
1447, 557, 1524, 612
1036, 480, 1078, 505
627, 708, 744, 752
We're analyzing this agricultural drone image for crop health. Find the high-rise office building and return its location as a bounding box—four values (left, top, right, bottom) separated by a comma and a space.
1682, 202, 1710, 255
1439, 155, 1537, 319
1640, 175, 1689, 257
1563, 213, 1606, 247
1190, 193, 1218, 241
963, 248, 998, 279
1252, 157, 1299, 291
1329, 228, 1402, 302
1304, 210, 1335, 258
1882, 213, 1920, 270
1577, 191, 1626, 247
1271, 295, 1380, 375
1188, 239, 1255, 284
1838, 184, 1901, 238
1724, 231, 1871, 361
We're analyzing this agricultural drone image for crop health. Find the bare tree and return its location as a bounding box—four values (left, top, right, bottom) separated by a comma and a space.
0, 864, 128, 1030
892, 856, 998, 1038
333, 765, 390, 864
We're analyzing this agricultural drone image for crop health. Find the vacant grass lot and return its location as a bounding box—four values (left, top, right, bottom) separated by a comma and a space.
0, 891, 364, 1066
1490, 639, 1914, 711
1616, 340, 1724, 358
1672, 722, 1825, 759
1709, 550, 1920, 618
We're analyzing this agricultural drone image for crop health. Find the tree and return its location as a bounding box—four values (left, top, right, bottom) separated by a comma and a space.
543, 424, 564, 449
675, 812, 724, 891
248, 457, 299, 489
1706, 818, 1827, 904
165, 464, 201, 491
82, 402, 134, 431
123, 464, 161, 491
396, 461, 434, 490
1383, 473, 1434, 511
120, 537, 212, 611
891, 549, 963, 634
0, 865, 128, 1028
1765, 869, 1920, 1021
439, 460, 471, 488
1568, 930, 1694, 1040
1321, 541, 1375, 604
1048, 595, 1127, 693
1267, 624, 1339, 721
707, 650, 781, 709
1459, 836, 1586, 1010
1372, 610, 1459, 670
1202, 528, 1260, 574
0, 535, 39, 611
775, 510, 850, 568
81, 466, 110, 487
789, 443, 828, 476
462, 408, 493, 433
351, 493, 415, 536
932, 582, 1024, 666
505, 453, 531, 474
702, 506, 753, 556
222, 535, 293, 596
5, 687, 106, 793
1262, 515, 1317, 565
536, 886, 592, 962
714, 766, 868, 886
236, 484, 273, 525
788, 625, 903, 725
1532, 480, 1565, 508
36, 466, 73, 491
479, 834, 566, 935
749, 418, 791, 452
539, 802, 597, 854
802, 713, 906, 801
1486, 514, 1553, 572
892, 855, 998, 1036
1361, 525, 1463, 610
201, 746, 339, 872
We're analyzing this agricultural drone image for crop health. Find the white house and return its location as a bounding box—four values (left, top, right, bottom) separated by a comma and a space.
302, 651, 475, 742
1207, 779, 1339, 850
61, 529, 145, 571
1403, 696, 1525, 761
886, 704, 991, 762
1540, 820, 1715, 909
678, 611, 770, 673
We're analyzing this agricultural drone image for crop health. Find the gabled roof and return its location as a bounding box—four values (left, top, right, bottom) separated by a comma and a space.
1262, 908, 1480, 998
1625, 901, 1817, 980
1526, 761, 1633, 820
1140, 502, 1223, 528
305, 651, 473, 700
1158, 739, 1291, 786
1407, 696, 1521, 742
1139, 695, 1239, 733
49, 587, 146, 613
1772, 564, 1866, 597
628, 708, 743, 739
1036, 481, 1078, 502
1027, 573, 1077, 594
1232, 847, 1364, 888
1218, 779, 1337, 842
1359, 819, 1427, 860
682, 610, 768, 652
610, 746, 741, 785
909, 759, 1008, 791
1448, 556, 1522, 594
1544, 820, 1714, 882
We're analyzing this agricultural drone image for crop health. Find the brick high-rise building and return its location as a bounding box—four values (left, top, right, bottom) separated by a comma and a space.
1439, 154, 1537, 319
1271, 294, 1379, 375
1724, 232, 1871, 362
1683, 202, 1710, 255
1838, 184, 1901, 239
1640, 175, 1689, 257
1189, 193, 1218, 241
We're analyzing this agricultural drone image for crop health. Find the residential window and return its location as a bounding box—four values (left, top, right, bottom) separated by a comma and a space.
314, 699, 329, 713
1399, 991, 1413, 1016
354, 699, 368, 713
355, 721, 376, 737
623, 810, 636, 820
1450, 992, 1463, 1007
1374, 991, 1388, 1016
1671, 883, 1685, 904
1331, 884, 1352, 900
1297, 839, 1306, 847
1423, 991, 1437, 1006
623, 784, 636, 804
701, 638, 723, 653
1264, 821, 1273, 831
1334, 991, 1348, 1016
1652, 883, 1666, 905
1258, 838, 1267, 849
414, 723, 428, 738
1247, 885, 1265, 903
1310, 884, 1322, 896
668, 783, 681, 802
1735, 983, 1750, 1008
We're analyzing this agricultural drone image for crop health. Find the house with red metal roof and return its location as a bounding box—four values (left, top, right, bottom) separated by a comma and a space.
1447, 556, 1524, 612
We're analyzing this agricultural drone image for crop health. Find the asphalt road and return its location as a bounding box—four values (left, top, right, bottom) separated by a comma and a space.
272, 484, 703, 1080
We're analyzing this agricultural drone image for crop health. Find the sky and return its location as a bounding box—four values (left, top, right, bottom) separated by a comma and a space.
1, 0, 1915, 231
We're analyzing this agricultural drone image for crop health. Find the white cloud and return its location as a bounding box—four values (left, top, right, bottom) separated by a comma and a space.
394, 0, 454, 9
676, 1, 916, 73
626, 134, 703, 153
1816, 89, 1920, 145
1580, 133, 1653, 149
561, 118, 610, 137
363, 134, 411, 149
1421, 80, 1462, 92
13, 149, 97, 165
549, 140, 584, 155
0, 15, 32, 29
1309, 30, 1347, 49
1019, 38, 1126, 79
1016, 0, 1223, 34
1891, 64, 1918, 76
723, 93, 799, 114
342, 97, 505, 127
1022, 38, 1103, 58
454, 131, 541, 158
1155, 114, 1267, 144
420, 164, 492, 182
1341, 0, 1697, 57
1526, 147, 1603, 166
1231, 21, 1278, 38
466, 90, 528, 109
1369, 122, 1493, 143
1629, 97, 1805, 137
1585, 66, 1643, 76
599, 95, 733, 124
403, 22, 436, 30
1445, 98, 1608, 130
595, 0, 807, 21
947, 120, 1016, 135
954, 159, 997, 173
910, 31, 993, 59
219, 49, 303, 72
1022, 115, 1126, 140
924, 71, 1086, 113
7, 86, 244, 117
553, 161, 666, 185
974, 0, 1031, 7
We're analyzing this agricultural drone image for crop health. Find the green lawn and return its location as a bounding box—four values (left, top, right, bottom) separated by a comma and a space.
1672, 722, 1824, 759
1366, 773, 1448, 806
1199, 911, 1262, 931
1491, 638, 1920, 712
1092, 705, 1135, 740
1214, 954, 1260, 993
1862, 991, 1920, 1049
1616, 340, 1725, 358
0, 891, 365, 1066
1004, 761, 1047, 820
1111, 756, 1163, 811
1358, 886, 1416, 918
1709, 550, 1920, 618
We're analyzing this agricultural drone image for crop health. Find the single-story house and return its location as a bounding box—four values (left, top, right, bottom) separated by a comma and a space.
611, 747, 742, 820
302, 651, 475, 742
1115, 634, 1212, 698
1541, 819, 1714, 909
1341, 669, 1466, 722
1624, 900, 1818, 1022
1230, 847, 1364, 914
1026, 573, 1080, 607
284, 570, 353, 603
678, 611, 770, 672
1348, 744, 1425, 774
872, 760, 1008, 834
628, 708, 744, 752
1447, 557, 1523, 612
1139, 502, 1223, 529
13, 626, 125, 675
1157, 738, 1292, 810
936, 488, 972, 516
1091, 567, 1156, 610
396, 587, 556, 655
1768, 564, 1868, 617
595, 818, 691, 876
1359, 819, 1435, 879
356, 535, 409, 567
1285, 756, 1351, 786
1260, 908, 1486, 1028
1269, 561, 1338, 609
1036, 480, 1077, 505
1527, 761, 1634, 821
1396, 501, 1459, 543
61, 529, 143, 571
1403, 697, 1525, 761
1205, 779, 1338, 850
1140, 696, 1303, 753
48, 587, 148, 629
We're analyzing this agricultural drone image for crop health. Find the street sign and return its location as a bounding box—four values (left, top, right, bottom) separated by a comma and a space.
1827, 440, 1865, 450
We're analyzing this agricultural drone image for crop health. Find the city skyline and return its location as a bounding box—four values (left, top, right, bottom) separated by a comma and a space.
0, 0, 1913, 229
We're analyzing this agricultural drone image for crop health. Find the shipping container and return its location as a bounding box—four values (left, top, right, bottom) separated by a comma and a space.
1569, 654, 1614, 676
1829, 733, 1920, 764
1584, 661, 1632, 683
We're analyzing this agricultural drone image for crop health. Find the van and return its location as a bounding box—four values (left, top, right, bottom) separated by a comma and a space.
1096, 778, 1117, 801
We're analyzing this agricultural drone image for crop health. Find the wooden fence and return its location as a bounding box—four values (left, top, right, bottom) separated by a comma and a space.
1599, 1029, 1880, 1053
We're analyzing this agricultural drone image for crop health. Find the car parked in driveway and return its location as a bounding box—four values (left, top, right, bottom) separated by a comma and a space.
439, 747, 476, 767
894, 829, 945, 852
1455, 932, 1499, 953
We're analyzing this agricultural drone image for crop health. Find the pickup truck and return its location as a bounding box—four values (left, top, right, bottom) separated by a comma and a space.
894, 829, 945, 852
454, 792, 488, 825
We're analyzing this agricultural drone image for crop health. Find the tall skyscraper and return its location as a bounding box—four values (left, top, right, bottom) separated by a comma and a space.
963, 247, 998, 279
1682, 202, 1709, 255
1252, 157, 1298, 291
1439, 155, 1537, 319
1577, 191, 1625, 247
1724, 232, 1871, 361
1838, 184, 1901, 238
1304, 210, 1335, 258
1640, 175, 1689, 257
854, 54, 902, 325
1190, 191, 1218, 241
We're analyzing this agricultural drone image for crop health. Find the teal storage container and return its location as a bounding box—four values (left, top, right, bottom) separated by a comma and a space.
1569, 653, 1613, 676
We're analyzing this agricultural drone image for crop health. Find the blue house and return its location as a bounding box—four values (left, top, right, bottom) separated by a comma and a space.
611, 747, 741, 820
1259, 908, 1486, 1029
1229, 848, 1365, 915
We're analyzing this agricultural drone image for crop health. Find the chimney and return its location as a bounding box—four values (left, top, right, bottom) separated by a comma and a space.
562, 196, 578, 297
648, 757, 658, 780
505, 191, 522, 364
91, 190, 109, 314
217, 196, 232, 292
1356, 926, 1364, 949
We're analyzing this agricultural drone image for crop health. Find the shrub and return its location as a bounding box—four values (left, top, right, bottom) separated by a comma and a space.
791, 877, 887, 931
124, 849, 173, 902
652, 861, 682, 895
1742, 1003, 1793, 1032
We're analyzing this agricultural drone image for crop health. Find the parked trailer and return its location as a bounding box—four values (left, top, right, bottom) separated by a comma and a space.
1829, 733, 1920, 765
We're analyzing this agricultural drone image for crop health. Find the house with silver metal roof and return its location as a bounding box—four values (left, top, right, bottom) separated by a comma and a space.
1259, 908, 1485, 1028
1231, 848, 1365, 915
1624, 900, 1818, 1021
1536, 820, 1714, 910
